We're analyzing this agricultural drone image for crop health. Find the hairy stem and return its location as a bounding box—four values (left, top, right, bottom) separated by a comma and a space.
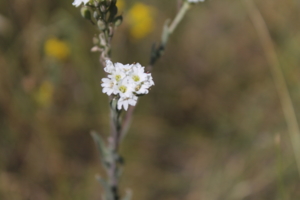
108, 99, 122, 200
148, 1, 191, 70
168, 2, 190, 34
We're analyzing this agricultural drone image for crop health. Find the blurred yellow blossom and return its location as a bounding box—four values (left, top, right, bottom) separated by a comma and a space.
44, 37, 70, 61
116, 0, 125, 12
127, 3, 155, 40
34, 81, 54, 107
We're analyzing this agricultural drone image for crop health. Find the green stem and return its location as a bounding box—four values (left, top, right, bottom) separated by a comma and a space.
149, 1, 191, 68
168, 2, 191, 34
108, 98, 122, 200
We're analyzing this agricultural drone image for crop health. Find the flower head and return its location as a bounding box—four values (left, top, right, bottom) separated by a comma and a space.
101, 60, 154, 110
44, 37, 70, 61
127, 3, 156, 40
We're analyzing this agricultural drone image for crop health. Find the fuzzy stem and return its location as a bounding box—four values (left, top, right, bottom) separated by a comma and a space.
108, 99, 122, 200
244, 0, 300, 177
168, 2, 191, 34
148, 1, 191, 70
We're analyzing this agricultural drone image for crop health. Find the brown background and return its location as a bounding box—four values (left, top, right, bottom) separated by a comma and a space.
1, 0, 300, 199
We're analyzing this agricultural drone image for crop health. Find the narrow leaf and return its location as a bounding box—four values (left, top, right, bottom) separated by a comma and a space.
96, 175, 114, 200
91, 131, 109, 168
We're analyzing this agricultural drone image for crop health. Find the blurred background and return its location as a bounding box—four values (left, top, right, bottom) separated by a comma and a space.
1, 0, 300, 199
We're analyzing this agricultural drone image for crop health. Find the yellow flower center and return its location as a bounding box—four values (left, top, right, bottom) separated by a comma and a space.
115, 75, 122, 81
119, 85, 127, 93
132, 75, 140, 82
135, 85, 141, 91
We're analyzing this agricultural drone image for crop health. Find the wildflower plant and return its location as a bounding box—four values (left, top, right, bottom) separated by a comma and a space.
72, 0, 204, 199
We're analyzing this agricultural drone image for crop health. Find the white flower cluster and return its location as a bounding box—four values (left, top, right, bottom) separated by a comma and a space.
72, 0, 90, 7
188, 0, 205, 3
101, 60, 154, 111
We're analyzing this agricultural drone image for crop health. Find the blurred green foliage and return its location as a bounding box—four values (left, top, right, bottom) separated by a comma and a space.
1, 0, 300, 199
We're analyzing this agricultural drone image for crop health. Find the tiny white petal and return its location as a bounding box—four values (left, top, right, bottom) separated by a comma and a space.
117, 95, 138, 111
72, 0, 90, 7
104, 60, 115, 73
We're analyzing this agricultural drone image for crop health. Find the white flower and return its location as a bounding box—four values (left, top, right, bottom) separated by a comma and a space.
104, 60, 115, 73
188, 0, 205, 3
101, 78, 117, 96
101, 60, 154, 111
115, 62, 132, 75
116, 77, 135, 98
108, 69, 126, 82
117, 95, 138, 110
129, 63, 148, 84
72, 0, 90, 7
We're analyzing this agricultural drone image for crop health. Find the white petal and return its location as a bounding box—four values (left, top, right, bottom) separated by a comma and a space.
104, 60, 115, 73
72, 0, 89, 7
117, 101, 122, 110
124, 102, 129, 111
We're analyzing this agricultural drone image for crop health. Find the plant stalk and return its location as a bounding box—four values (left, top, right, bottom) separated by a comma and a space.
243, 0, 300, 177
108, 99, 122, 200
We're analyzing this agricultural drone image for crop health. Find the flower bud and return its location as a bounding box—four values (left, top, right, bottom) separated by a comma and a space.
99, 3, 106, 13
97, 19, 106, 30
99, 33, 106, 46
93, 0, 100, 7
80, 6, 92, 20
114, 16, 123, 27
93, 11, 100, 19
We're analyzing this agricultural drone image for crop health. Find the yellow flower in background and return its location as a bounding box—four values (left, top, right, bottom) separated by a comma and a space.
127, 3, 155, 40
35, 81, 54, 107
116, 0, 125, 12
44, 37, 70, 61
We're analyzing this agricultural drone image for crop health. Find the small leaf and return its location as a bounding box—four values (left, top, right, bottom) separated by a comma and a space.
114, 15, 123, 27
91, 131, 110, 169
81, 6, 92, 20
96, 175, 114, 200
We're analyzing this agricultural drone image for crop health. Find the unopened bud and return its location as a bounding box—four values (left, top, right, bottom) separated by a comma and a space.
93, 1, 100, 7
99, 33, 106, 46
97, 20, 106, 30
100, 3, 106, 13
91, 46, 101, 52
114, 16, 123, 27
81, 6, 92, 20
93, 11, 100, 19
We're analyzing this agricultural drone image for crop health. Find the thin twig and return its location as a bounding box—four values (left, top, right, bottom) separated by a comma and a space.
108, 99, 122, 200
148, 1, 191, 70
243, 0, 300, 177
168, 2, 190, 34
